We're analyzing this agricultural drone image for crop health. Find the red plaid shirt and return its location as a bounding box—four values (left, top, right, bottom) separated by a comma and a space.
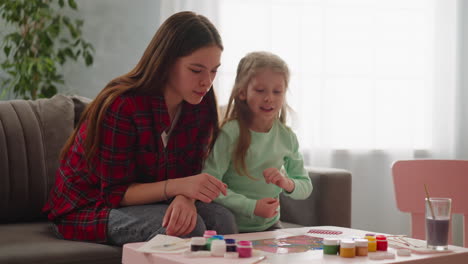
43, 94, 213, 242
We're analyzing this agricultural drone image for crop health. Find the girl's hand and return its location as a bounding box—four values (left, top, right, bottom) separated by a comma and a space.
263, 168, 295, 192
179, 173, 227, 203
254, 197, 279, 218
162, 195, 197, 236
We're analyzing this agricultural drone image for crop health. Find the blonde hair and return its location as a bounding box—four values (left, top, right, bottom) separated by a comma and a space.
223, 51, 290, 179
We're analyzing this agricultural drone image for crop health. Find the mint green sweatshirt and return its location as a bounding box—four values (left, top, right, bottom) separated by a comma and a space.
202, 119, 312, 232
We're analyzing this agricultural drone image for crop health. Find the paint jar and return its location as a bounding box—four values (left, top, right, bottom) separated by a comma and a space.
355, 239, 369, 256
237, 240, 253, 258
376, 235, 388, 251
190, 237, 206, 252
205, 238, 213, 250
339, 240, 355, 258
365, 234, 377, 252
225, 238, 237, 252
203, 230, 217, 239
206, 235, 224, 250
322, 238, 340, 255
210, 239, 226, 257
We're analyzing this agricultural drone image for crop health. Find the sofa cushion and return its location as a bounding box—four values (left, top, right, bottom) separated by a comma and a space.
280, 167, 352, 227
0, 95, 75, 222
70, 95, 92, 127
0, 222, 121, 264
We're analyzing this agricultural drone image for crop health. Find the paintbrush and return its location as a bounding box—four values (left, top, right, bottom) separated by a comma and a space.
424, 184, 436, 220
251, 255, 267, 264
151, 239, 190, 249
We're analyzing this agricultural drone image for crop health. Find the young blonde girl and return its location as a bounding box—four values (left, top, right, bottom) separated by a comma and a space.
203, 51, 312, 232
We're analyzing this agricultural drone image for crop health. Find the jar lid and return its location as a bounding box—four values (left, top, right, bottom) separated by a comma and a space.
322, 238, 340, 245
238, 240, 252, 247
365, 235, 376, 241
397, 248, 411, 256
212, 235, 224, 240
211, 239, 226, 246
340, 239, 355, 248
225, 238, 236, 244
203, 230, 217, 237
376, 235, 387, 241
354, 238, 369, 247
191, 237, 206, 245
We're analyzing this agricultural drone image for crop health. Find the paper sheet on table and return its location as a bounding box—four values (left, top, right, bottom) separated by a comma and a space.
137, 235, 190, 254
388, 236, 453, 254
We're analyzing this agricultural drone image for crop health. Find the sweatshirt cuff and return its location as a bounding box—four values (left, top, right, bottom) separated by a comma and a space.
283, 178, 297, 196
242, 198, 257, 218
283, 178, 312, 200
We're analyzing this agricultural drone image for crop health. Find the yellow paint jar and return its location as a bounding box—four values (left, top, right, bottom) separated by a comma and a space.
365, 234, 377, 252
340, 240, 355, 258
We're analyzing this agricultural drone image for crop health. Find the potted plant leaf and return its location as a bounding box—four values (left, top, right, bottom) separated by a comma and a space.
0, 0, 94, 99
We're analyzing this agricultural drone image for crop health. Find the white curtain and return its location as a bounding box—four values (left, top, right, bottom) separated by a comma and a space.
160, 0, 466, 245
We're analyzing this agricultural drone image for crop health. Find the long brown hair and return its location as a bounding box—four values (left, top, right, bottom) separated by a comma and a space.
223, 51, 290, 179
60, 11, 223, 162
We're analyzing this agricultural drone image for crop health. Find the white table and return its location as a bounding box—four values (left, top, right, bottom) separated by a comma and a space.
122, 226, 468, 264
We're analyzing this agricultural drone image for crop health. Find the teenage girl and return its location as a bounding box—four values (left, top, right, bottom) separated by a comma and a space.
43, 11, 238, 245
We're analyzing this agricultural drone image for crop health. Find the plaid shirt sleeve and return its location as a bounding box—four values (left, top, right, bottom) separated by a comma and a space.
93, 96, 137, 208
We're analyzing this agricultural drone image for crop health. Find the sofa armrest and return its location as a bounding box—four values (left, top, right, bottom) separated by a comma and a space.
280, 166, 352, 227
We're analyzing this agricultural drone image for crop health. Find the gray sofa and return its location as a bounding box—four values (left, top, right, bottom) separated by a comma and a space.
0, 95, 352, 264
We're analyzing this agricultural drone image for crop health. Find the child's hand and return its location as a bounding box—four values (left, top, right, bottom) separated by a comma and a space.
180, 173, 227, 203
254, 197, 279, 218
263, 168, 295, 192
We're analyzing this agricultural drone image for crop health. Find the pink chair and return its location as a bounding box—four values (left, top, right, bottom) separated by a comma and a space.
392, 160, 468, 247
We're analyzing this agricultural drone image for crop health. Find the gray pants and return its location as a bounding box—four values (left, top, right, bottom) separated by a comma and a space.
107, 201, 238, 246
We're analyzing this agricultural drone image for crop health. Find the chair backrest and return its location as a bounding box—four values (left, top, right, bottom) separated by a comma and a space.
392, 160, 468, 247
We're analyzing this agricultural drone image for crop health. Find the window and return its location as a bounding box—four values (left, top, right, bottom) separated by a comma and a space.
216, 0, 437, 150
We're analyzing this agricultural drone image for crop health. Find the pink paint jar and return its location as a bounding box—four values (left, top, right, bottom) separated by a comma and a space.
237, 240, 253, 258
203, 230, 217, 239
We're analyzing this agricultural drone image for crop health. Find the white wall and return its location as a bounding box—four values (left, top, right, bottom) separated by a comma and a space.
452, 0, 468, 247
457, 0, 468, 156
60, 0, 162, 98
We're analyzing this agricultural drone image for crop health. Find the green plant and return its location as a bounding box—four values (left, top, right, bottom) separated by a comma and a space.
0, 0, 94, 99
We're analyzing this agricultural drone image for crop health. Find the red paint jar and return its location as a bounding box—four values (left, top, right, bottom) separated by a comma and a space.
237, 240, 253, 258
376, 235, 388, 251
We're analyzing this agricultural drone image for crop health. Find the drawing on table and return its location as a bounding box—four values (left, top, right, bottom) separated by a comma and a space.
251, 235, 323, 254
